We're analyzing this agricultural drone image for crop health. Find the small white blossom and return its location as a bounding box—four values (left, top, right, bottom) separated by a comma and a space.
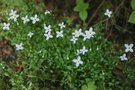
80, 46, 88, 55
104, 9, 112, 18
3, 23, 10, 30
44, 24, 52, 33
76, 46, 88, 55
45, 10, 52, 15
73, 56, 83, 67
15, 43, 24, 51
9, 9, 17, 16
56, 31, 63, 38
120, 54, 128, 61
8, 9, 19, 21
83, 34, 88, 41
82, 27, 95, 41
58, 22, 65, 29
72, 29, 83, 37
30, 14, 39, 24
44, 32, 53, 40
28, 32, 34, 38
70, 36, 78, 44
9, 14, 19, 21
21, 16, 30, 24
124, 43, 134, 52
76, 49, 81, 55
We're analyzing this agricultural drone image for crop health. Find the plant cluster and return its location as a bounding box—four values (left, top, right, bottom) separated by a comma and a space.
0, 0, 134, 90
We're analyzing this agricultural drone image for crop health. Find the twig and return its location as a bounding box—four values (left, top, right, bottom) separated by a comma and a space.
86, 0, 105, 27
92, 18, 108, 27
113, 0, 125, 15
111, 0, 125, 24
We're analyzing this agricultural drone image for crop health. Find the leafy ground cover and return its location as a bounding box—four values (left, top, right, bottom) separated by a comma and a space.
0, 0, 135, 90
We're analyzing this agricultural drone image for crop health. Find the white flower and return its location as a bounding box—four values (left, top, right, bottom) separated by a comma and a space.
45, 10, 52, 15
85, 27, 95, 38
56, 31, 63, 38
9, 14, 19, 21
82, 34, 88, 41
9, 9, 17, 16
76, 49, 81, 55
72, 29, 83, 37
28, 32, 34, 38
21, 16, 30, 24
8, 9, 19, 21
44, 24, 52, 33
104, 9, 112, 18
58, 22, 65, 29
15, 43, 24, 51
30, 14, 39, 24
70, 36, 78, 44
76, 46, 88, 55
124, 43, 134, 52
120, 54, 128, 61
44, 32, 53, 40
82, 27, 95, 41
3, 23, 10, 30
80, 46, 88, 55
73, 56, 83, 67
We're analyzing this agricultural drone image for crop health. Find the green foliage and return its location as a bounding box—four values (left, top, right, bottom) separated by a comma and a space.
74, 0, 89, 22
131, 0, 135, 10
0, 79, 9, 89
81, 81, 96, 90
0, 0, 130, 90
79, 11, 88, 23
0, 0, 28, 10
0, 10, 119, 89
128, 0, 135, 24
128, 11, 135, 24
0, 9, 120, 89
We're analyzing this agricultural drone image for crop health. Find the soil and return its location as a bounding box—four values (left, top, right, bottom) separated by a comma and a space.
0, 37, 16, 61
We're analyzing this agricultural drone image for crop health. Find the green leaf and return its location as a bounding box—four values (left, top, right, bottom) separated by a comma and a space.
87, 82, 97, 90
79, 10, 88, 22
82, 85, 87, 90
128, 11, 135, 24
74, 0, 89, 22
131, 0, 135, 10
74, 0, 89, 12
81, 81, 97, 90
